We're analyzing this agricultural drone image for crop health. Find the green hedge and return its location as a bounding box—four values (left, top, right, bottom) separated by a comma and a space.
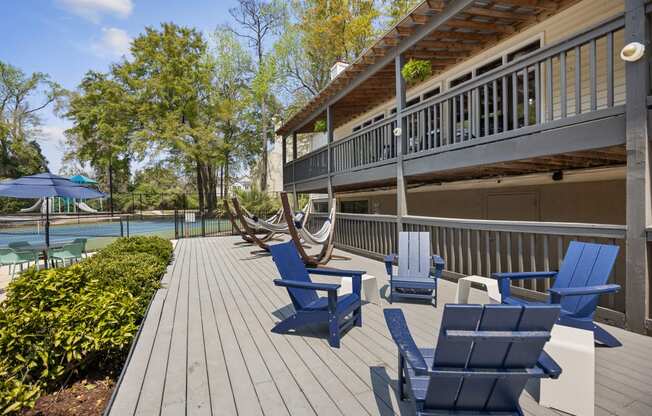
0, 236, 173, 414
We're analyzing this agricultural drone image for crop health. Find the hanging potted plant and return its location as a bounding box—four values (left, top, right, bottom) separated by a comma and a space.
401, 59, 432, 85
314, 119, 327, 133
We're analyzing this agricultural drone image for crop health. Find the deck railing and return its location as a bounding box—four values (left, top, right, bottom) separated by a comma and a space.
308, 212, 626, 322
293, 146, 328, 183
331, 117, 398, 173
402, 16, 625, 158
284, 16, 626, 186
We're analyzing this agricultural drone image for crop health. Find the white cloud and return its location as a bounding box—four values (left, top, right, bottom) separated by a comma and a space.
91, 27, 132, 58
57, 0, 133, 22
40, 125, 67, 144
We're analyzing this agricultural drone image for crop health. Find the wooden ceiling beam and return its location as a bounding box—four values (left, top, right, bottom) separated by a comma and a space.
445, 19, 516, 34
426, 30, 500, 42
464, 7, 533, 21
493, 0, 558, 12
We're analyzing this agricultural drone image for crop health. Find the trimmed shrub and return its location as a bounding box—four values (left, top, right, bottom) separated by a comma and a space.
0, 236, 172, 414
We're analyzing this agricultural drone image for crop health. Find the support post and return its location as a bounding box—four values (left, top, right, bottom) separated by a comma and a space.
282, 135, 287, 165
292, 132, 298, 161
625, 0, 650, 334
395, 54, 409, 234
327, 105, 334, 209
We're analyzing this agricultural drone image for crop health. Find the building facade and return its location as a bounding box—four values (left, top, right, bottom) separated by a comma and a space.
277, 0, 652, 335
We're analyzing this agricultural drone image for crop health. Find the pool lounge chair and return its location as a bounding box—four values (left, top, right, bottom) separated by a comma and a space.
384, 304, 562, 415
72, 238, 88, 257
384, 232, 444, 305
494, 241, 622, 347
269, 240, 364, 348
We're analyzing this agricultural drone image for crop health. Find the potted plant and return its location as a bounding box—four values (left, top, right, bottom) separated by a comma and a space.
401, 59, 432, 85
314, 119, 327, 133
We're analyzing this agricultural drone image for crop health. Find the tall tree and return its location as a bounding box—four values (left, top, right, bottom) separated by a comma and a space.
0, 61, 64, 178
228, 0, 286, 191
276, 0, 379, 111
382, 0, 420, 25
65, 71, 136, 198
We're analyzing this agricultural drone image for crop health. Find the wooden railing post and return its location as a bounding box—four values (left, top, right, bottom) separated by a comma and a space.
327, 105, 334, 210
625, 0, 651, 334
395, 54, 409, 235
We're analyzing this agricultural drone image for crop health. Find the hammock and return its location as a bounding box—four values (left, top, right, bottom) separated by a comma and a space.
296, 205, 334, 245
279, 192, 336, 266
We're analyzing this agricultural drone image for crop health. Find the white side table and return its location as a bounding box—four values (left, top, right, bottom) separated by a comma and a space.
455, 275, 501, 304
339, 274, 380, 305
535, 324, 595, 416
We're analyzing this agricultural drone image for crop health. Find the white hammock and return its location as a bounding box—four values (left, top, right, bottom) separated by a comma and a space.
296, 206, 335, 245
242, 203, 309, 234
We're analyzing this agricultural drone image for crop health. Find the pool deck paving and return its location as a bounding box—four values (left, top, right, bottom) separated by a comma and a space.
93, 236, 652, 415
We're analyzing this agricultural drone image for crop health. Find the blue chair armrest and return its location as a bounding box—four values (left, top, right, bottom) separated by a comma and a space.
537, 351, 562, 379
273, 279, 340, 292
383, 309, 428, 376
307, 268, 366, 277
493, 271, 558, 280
430, 255, 445, 278
384, 254, 397, 276
548, 284, 620, 304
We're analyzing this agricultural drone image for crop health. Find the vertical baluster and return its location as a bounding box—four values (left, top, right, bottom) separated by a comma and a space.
560, 52, 567, 118
590, 39, 597, 111
459, 94, 464, 142
529, 234, 537, 292
606, 32, 614, 108
466, 229, 472, 275
492, 80, 498, 135
435, 226, 440, 257
512, 72, 518, 129
457, 228, 463, 273
476, 230, 482, 276
485, 231, 491, 276
483, 84, 489, 137
557, 236, 564, 270
472, 89, 479, 139
495, 232, 502, 273
575, 45, 581, 115
546, 58, 553, 122
420, 108, 426, 151
543, 235, 550, 290
502, 76, 509, 132
535, 63, 541, 125
523, 68, 529, 126
450, 228, 456, 273
442, 227, 448, 265
452, 97, 458, 143
506, 232, 513, 273
517, 233, 524, 288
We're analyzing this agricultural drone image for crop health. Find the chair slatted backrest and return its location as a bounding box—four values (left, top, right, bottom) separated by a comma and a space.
269, 241, 318, 310
398, 232, 431, 278
425, 304, 559, 413
553, 241, 619, 318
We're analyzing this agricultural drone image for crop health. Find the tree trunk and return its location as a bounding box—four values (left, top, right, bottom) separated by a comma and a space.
260, 100, 269, 191
224, 156, 230, 198
196, 161, 205, 213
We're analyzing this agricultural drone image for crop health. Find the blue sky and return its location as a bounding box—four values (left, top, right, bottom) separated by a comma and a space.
1, 0, 240, 174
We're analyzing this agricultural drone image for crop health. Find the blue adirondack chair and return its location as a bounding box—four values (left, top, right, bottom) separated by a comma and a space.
269, 241, 364, 348
493, 241, 621, 347
384, 304, 562, 415
384, 232, 444, 305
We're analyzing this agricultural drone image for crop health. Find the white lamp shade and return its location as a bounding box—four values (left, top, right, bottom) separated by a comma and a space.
620, 42, 646, 62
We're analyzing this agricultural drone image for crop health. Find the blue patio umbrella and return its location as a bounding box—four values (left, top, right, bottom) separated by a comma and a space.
0, 173, 105, 249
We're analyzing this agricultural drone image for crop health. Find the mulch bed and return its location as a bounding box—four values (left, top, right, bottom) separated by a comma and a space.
22, 376, 115, 416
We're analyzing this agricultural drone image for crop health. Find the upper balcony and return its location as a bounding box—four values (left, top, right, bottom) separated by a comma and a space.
280, 2, 630, 193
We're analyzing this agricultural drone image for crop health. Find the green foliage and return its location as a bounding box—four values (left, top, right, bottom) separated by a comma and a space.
0, 61, 64, 179
382, 0, 420, 25
234, 186, 280, 213
313, 119, 327, 133
0, 236, 172, 414
401, 59, 432, 85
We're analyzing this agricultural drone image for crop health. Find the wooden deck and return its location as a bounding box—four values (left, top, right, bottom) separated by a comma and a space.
107, 236, 652, 416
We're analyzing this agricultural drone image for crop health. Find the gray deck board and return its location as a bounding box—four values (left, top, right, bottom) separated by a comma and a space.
107, 236, 652, 416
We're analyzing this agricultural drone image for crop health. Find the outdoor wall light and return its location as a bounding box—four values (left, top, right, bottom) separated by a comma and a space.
620, 42, 646, 62
552, 170, 564, 181
393, 127, 402, 136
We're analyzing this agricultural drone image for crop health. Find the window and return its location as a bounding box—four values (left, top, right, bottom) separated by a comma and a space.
423, 86, 441, 100
406, 96, 421, 108
389, 107, 397, 115
352, 125, 361, 132
449, 72, 472, 88
476, 58, 502, 76
312, 201, 329, 213
340, 200, 369, 214
362, 119, 372, 128
373, 113, 385, 123
507, 39, 541, 62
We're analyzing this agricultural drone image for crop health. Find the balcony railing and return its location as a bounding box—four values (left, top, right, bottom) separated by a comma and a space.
307, 212, 626, 323
284, 15, 626, 187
